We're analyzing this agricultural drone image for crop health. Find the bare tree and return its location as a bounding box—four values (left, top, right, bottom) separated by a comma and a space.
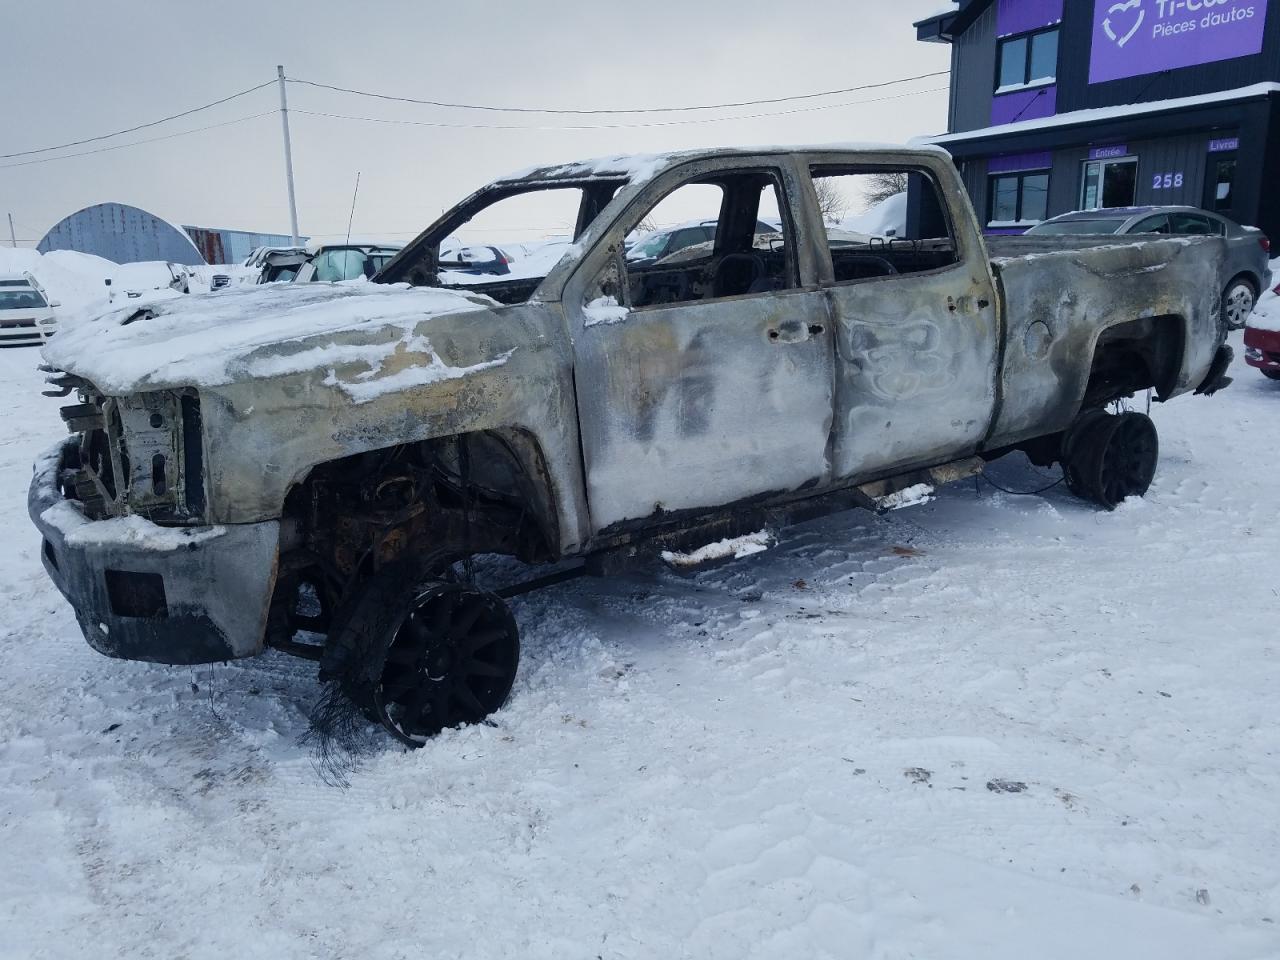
863, 170, 910, 208
812, 178, 849, 223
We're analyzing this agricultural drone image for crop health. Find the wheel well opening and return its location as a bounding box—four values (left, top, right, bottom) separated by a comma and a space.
268, 431, 559, 648
1226, 271, 1259, 297
1084, 316, 1185, 408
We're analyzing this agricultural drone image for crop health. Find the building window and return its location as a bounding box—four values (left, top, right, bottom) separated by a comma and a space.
988, 171, 1049, 226
997, 28, 1059, 90
1081, 157, 1138, 210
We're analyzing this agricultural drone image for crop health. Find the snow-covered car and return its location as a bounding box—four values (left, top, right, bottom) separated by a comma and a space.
0, 275, 57, 346
1243, 280, 1280, 381
1026, 207, 1272, 330
250, 248, 310, 284
294, 244, 403, 283
437, 244, 512, 276
31, 145, 1236, 747
111, 261, 190, 299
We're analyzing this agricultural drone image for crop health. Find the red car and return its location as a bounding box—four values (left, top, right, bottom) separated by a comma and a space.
1245, 285, 1280, 381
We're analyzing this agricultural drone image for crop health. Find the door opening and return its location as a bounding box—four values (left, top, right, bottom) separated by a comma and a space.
1204, 154, 1236, 213
1081, 156, 1137, 209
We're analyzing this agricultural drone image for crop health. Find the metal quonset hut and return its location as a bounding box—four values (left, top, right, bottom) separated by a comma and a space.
916, 0, 1280, 238
38, 203, 205, 265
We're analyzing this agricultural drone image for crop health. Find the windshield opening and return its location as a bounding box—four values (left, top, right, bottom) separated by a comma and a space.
379, 179, 624, 306
0, 289, 48, 310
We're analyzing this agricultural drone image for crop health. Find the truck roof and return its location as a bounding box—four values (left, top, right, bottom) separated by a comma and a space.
497, 143, 949, 185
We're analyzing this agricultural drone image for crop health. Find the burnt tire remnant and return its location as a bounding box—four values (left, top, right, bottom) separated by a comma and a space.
312, 562, 520, 757
1062, 409, 1159, 511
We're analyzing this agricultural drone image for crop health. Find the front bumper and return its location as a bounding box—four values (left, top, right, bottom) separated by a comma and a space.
29, 438, 279, 665
1244, 325, 1280, 373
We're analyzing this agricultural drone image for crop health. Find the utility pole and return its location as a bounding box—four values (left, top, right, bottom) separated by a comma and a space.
277, 65, 301, 247
7, 213, 16, 248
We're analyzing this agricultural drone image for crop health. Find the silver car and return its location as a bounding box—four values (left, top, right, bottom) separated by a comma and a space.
1026, 206, 1272, 330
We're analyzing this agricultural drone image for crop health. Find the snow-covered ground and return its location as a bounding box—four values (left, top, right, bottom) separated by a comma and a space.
1, 338, 1278, 958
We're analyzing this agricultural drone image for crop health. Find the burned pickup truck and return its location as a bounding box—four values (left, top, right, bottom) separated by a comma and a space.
31, 145, 1233, 745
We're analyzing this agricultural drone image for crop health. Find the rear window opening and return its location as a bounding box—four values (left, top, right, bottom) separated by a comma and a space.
809, 165, 959, 282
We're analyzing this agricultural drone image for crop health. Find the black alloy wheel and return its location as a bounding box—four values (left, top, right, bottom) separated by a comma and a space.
372, 582, 519, 746
1063, 410, 1159, 510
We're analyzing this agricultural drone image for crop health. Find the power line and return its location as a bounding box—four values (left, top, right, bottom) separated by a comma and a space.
287, 70, 950, 116
0, 112, 277, 170
0, 80, 276, 160
0, 69, 948, 170
290, 85, 949, 133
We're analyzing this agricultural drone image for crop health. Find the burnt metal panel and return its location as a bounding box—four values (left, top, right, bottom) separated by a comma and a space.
986, 236, 1224, 447
559, 153, 837, 534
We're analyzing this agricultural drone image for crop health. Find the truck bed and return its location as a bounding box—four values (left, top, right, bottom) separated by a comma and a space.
980, 233, 1227, 449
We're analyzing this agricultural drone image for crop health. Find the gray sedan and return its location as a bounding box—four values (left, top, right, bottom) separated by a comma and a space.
1026, 206, 1272, 329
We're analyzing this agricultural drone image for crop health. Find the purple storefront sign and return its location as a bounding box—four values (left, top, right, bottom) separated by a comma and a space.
1209, 136, 1241, 152
996, 0, 1064, 37
1089, 144, 1129, 159
991, 85, 1058, 125
1088, 0, 1269, 84
988, 151, 1054, 173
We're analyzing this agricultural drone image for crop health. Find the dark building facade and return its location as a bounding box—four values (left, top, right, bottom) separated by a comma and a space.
916, 0, 1280, 237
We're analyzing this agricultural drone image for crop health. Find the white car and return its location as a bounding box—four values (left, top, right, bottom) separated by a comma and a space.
0, 274, 58, 346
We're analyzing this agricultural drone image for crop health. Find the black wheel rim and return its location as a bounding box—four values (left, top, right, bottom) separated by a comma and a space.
373, 584, 519, 746
1098, 414, 1158, 509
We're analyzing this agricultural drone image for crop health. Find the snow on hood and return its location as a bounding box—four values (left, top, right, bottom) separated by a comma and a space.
42, 280, 495, 394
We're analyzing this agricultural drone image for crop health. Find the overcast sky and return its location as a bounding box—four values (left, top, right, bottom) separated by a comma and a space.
4, 0, 952, 248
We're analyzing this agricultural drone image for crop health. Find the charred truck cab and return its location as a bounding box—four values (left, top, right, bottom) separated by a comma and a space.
31, 145, 1234, 746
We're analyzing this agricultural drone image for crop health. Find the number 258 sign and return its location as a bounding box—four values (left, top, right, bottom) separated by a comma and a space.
1152, 172, 1184, 190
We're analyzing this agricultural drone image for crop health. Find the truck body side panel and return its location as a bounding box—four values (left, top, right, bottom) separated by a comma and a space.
985, 236, 1225, 448
198, 301, 593, 554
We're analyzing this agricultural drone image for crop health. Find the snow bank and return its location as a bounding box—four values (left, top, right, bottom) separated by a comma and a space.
4, 339, 1280, 957
42, 282, 495, 393
0, 247, 115, 316
841, 191, 908, 237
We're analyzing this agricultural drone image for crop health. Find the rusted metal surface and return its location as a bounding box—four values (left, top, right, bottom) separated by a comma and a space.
31, 145, 1231, 666
986, 235, 1224, 446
